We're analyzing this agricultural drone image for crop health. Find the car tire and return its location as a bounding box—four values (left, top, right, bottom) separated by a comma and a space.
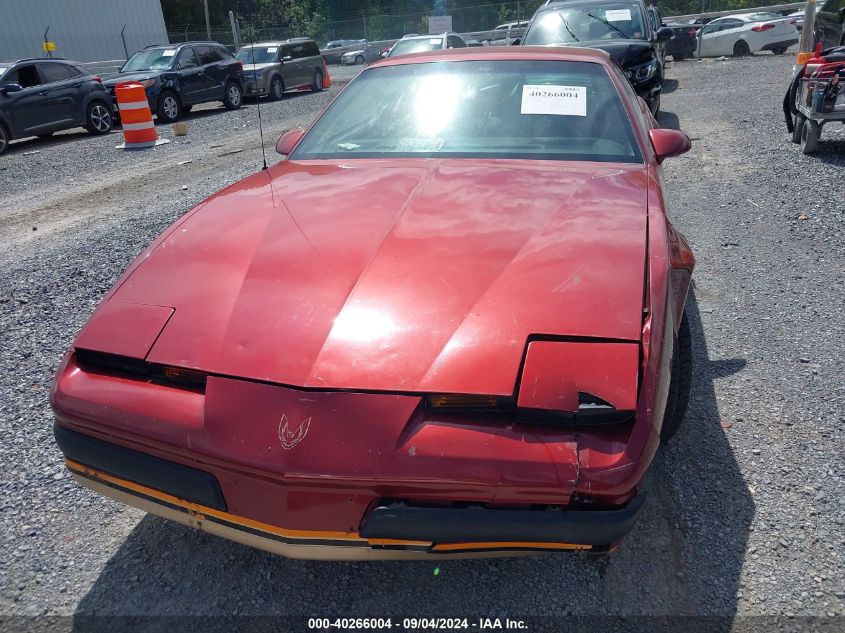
269, 75, 284, 101
660, 312, 692, 444
312, 69, 324, 92
733, 40, 751, 57
792, 114, 805, 143
772, 46, 787, 55
356, 55, 365, 65
0, 123, 9, 155
157, 91, 181, 123
223, 81, 243, 110
800, 118, 819, 154
85, 100, 114, 135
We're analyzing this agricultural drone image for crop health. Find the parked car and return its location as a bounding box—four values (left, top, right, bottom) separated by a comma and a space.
101, 42, 243, 123
320, 39, 368, 65
489, 20, 530, 43
386, 33, 467, 58
695, 13, 799, 57
814, 0, 845, 48
52, 46, 694, 560
0, 58, 113, 155
521, 0, 674, 114
665, 19, 703, 61
340, 44, 380, 65
236, 39, 327, 100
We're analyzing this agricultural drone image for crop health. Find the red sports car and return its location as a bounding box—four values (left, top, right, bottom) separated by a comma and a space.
52, 47, 694, 559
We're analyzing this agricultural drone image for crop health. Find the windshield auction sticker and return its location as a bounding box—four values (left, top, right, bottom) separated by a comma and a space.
521, 85, 587, 116
605, 8, 632, 20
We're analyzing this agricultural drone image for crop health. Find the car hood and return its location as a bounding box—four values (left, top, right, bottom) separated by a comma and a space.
101, 159, 649, 394
243, 62, 277, 72
540, 40, 655, 67
101, 70, 163, 86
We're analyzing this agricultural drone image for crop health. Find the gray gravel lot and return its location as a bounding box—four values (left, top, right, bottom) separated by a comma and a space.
0, 54, 843, 631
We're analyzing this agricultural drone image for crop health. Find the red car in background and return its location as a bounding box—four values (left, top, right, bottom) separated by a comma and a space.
52, 47, 693, 559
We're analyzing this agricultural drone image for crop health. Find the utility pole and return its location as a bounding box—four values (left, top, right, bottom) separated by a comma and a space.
203, 0, 212, 40
362, 9, 367, 40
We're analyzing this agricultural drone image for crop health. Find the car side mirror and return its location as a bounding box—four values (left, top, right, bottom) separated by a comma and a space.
282, 55, 293, 62
649, 128, 691, 163
0, 82, 23, 95
276, 129, 305, 156
511, 38, 521, 45
655, 26, 674, 42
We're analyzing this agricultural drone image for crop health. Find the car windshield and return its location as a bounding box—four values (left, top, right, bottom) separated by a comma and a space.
291, 59, 641, 163
236, 46, 278, 64
122, 47, 177, 72
0, 66, 9, 79
524, 3, 647, 43
389, 38, 444, 57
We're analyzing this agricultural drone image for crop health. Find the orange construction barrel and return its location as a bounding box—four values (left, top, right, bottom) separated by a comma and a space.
115, 81, 164, 149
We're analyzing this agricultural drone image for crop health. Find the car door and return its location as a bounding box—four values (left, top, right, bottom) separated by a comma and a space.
194, 45, 224, 99
289, 43, 310, 87
1, 63, 53, 135
35, 62, 83, 128
714, 18, 745, 55
174, 47, 205, 104
279, 45, 298, 88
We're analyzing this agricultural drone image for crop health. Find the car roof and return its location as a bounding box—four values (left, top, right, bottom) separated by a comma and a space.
399, 33, 455, 40
543, 0, 642, 8
3, 58, 73, 64
374, 45, 611, 67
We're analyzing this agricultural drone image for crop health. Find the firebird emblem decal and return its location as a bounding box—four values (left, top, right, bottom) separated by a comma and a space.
278, 414, 311, 450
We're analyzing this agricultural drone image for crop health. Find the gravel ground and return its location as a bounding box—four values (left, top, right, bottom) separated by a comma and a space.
0, 53, 843, 631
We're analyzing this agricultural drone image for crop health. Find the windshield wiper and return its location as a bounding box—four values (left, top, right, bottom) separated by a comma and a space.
558, 13, 581, 41
585, 12, 630, 39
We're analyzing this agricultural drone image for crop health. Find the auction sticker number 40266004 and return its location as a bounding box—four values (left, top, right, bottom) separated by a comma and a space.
307, 618, 528, 630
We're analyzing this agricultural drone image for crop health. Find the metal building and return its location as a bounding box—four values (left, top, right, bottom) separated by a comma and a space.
0, 0, 169, 64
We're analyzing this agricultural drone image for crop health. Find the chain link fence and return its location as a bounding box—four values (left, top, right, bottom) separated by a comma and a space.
167, 0, 805, 50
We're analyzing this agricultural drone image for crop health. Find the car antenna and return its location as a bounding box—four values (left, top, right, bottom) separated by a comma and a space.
247, 25, 268, 170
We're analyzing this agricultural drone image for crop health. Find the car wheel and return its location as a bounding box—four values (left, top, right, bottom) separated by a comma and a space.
270, 76, 284, 101
312, 69, 324, 92
660, 312, 692, 444
157, 91, 181, 123
223, 82, 243, 110
85, 100, 113, 135
733, 40, 751, 57
800, 118, 819, 154
356, 55, 365, 65
772, 46, 787, 55
0, 123, 9, 155
792, 114, 805, 144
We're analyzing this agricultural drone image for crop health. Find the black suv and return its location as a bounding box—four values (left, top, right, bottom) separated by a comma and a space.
816, 0, 845, 48
102, 42, 244, 123
0, 59, 113, 155
522, 0, 674, 114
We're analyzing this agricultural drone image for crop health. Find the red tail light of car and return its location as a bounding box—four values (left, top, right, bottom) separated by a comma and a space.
751, 23, 776, 32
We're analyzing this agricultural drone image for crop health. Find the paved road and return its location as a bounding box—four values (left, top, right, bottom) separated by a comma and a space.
0, 53, 842, 631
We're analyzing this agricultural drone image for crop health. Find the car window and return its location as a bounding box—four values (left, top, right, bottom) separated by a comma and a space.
236, 45, 279, 64
291, 44, 308, 60
195, 46, 219, 65
176, 48, 199, 69
123, 47, 177, 72
292, 59, 642, 163
215, 45, 233, 59
389, 38, 445, 56
721, 19, 744, 29
447, 36, 466, 48
4, 64, 42, 88
821, 0, 842, 11
38, 63, 80, 83
281, 45, 294, 60
525, 3, 648, 43
305, 42, 320, 57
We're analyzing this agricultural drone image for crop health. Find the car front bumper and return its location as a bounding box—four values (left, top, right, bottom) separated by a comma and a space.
242, 76, 269, 96
55, 423, 645, 559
